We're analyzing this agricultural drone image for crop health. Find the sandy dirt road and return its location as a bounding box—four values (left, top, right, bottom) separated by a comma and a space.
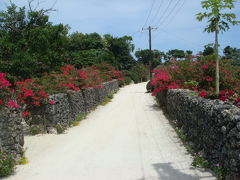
5, 83, 215, 180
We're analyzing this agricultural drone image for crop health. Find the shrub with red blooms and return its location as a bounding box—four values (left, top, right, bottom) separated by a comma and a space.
0, 63, 124, 110
151, 69, 179, 96
36, 63, 124, 93
151, 56, 240, 107
15, 79, 49, 107
0, 73, 18, 108
21, 111, 31, 117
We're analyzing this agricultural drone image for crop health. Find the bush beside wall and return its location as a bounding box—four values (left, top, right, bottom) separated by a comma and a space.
156, 89, 240, 179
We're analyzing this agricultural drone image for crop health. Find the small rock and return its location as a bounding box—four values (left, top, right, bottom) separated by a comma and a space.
46, 127, 57, 134
221, 126, 227, 134
237, 122, 240, 131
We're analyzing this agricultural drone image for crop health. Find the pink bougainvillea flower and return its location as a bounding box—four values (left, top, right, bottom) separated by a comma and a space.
228, 90, 234, 96
206, 77, 213, 82
0, 73, 11, 88
198, 91, 207, 97
219, 91, 226, 96
24, 79, 34, 83
48, 100, 55, 105
201, 64, 208, 70
118, 78, 124, 81
235, 98, 240, 103
23, 90, 34, 98
38, 91, 48, 98
0, 99, 3, 105
220, 96, 227, 101
21, 111, 31, 117
7, 100, 21, 109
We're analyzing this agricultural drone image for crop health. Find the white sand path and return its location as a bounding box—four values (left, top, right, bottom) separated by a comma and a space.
5, 83, 216, 180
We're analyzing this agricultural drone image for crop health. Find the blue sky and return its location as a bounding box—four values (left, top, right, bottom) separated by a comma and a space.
0, 0, 239, 54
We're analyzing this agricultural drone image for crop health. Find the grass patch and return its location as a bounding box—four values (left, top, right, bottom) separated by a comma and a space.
0, 151, 16, 177
29, 125, 41, 135
55, 124, 67, 134
70, 112, 88, 127
100, 97, 112, 106
100, 94, 114, 106
18, 156, 29, 165
75, 112, 88, 121
71, 121, 80, 127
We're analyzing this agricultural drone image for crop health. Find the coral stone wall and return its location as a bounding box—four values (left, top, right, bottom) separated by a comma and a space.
0, 108, 24, 156
0, 80, 119, 154
29, 80, 119, 126
156, 89, 240, 178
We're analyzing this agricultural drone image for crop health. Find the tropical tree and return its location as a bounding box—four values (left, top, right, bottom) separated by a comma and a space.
135, 49, 164, 67
224, 46, 240, 66
166, 49, 185, 61
0, 1, 69, 78
104, 34, 135, 70
203, 44, 215, 56
196, 0, 239, 94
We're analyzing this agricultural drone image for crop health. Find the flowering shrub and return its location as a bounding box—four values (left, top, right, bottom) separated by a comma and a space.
151, 57, 240, 106
150, 69, 179, 96
15, 79, 49, 107
0, 73, 17, 108
0, 64, 124, 109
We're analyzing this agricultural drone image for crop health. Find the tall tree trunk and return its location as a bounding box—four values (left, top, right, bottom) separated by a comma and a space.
215, 21, 219, 95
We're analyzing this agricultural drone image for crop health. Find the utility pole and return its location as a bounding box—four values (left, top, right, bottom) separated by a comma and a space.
142, 26, 157, 79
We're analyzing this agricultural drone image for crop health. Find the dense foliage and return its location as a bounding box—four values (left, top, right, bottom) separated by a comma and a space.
0, 3, 69, 78
151, 57, 240, 107
0, 2, 136, 79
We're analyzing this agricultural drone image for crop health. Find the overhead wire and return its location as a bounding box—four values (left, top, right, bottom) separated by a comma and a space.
154, 0, 174, 27
156, 0, 182, 28
142, 0, 156, 28
153, 0, 185, 39
160, 0, 186, 30
148, 0, 164, 26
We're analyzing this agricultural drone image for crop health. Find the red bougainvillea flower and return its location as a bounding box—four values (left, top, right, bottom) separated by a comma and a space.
7, 100, 21, 109
23, 90, 34, 98
0, 73, 11, 88
219, 91, 226, 96
201, 64, 208, 70
155, 71, 169, 82
235, 98, 240, 103
21, 111, 31, 117
0, 99, 3, 105
206, 76, 213, 82
228, 90, 234, 96
48, 100, 55, 105
118, 77, 124, 81
198, 91, 207, 97
220, 96, 228, 101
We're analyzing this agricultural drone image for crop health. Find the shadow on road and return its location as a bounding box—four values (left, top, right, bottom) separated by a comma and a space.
138, 162, 214, 180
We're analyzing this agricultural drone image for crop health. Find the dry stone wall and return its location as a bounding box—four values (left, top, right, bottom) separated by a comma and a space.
0, 108, 24, 156
156, 89, 240, 178
28, 80, 119, 126
0, 80, 118, 155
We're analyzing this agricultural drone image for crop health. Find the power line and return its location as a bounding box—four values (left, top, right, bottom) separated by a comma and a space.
157, 0, 182, 27
160, 0, 186, 30
154, 0, 174, 27
148, 0, 164, 25
142, 0, 156, 28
